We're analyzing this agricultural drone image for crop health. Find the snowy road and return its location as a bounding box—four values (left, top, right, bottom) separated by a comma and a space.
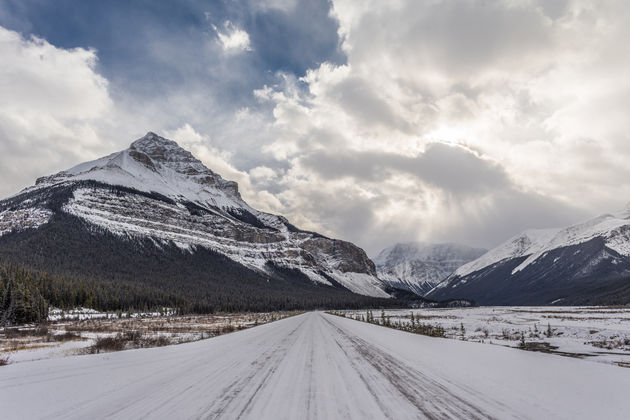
1, 312, 629, 419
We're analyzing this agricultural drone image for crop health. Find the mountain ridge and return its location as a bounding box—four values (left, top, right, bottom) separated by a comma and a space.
0, 132, 400, 314
427, 209, 630, 305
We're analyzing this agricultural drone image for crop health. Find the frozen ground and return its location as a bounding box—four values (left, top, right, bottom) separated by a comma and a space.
343, 306, 630, 367
1, 311, 629, 419
1, 311, 288, 365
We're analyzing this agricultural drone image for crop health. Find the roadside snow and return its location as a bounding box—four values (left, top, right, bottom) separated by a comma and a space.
1, 312, 629, 419
344, 306, 630, 367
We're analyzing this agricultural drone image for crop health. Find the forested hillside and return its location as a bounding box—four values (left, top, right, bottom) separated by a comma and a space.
0, 208, 403, 324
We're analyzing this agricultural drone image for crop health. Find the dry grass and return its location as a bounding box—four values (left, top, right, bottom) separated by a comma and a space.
3, 326, 49, 339
1, 311, 302, 359
590, 337, 630, 351
47, 331, 82, 342
0, 326, 86, 356
4, 342, 51, 352
86, 331, 175, 354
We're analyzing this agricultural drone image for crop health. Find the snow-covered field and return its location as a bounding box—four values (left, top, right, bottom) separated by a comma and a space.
1, 311, 629, 419
342, 306, 630, 367
1, 311, 291, 365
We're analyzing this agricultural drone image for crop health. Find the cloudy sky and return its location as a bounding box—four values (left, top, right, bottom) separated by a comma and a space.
1, 0, 629, 255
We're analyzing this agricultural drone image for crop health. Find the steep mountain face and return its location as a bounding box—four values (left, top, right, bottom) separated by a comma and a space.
373, 243, 487, 296
427, 211, 630, 305
0, 132, 391, 310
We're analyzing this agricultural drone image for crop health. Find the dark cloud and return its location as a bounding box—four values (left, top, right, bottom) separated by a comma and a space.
331, 77, 409, 130
352, 0, 554, 77
245, 1, 345, 75
300, 143, 508, 195
436, 188, 587, 248
295, 143, 587, 254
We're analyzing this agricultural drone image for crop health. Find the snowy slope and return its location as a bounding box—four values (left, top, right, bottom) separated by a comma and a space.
1, 312, 629, 419
32, 133, 264, 219
451, 229, 560, 278
427, 208, 630, 305
0, 132, 388, 298
451, 210, 630, 280
373, 242, 486, 295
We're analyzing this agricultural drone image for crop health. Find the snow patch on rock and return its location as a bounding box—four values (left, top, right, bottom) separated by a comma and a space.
0, 207, 53, 236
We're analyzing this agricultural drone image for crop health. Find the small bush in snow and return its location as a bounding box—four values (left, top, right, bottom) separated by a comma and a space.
0, 354, 9, 366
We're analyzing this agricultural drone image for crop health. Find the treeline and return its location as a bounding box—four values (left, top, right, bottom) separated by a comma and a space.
0, 255, 402, 325
0, 262, 182, 325
0, 264, 48, 325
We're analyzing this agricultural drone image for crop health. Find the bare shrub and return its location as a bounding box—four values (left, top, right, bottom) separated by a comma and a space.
89, 335, 126, 353
123, 330, 143, 343
0, 354, 9, 366
48, 331, 82, 342
220, 324, 236, 334
33, 326, 49, 336
141, 335, 171, 347
4, 328, 41, 339
410, 323, 446, 338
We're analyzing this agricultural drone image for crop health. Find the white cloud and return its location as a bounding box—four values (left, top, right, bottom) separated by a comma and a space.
3, 1, 630, 254
249, 166, 278, 183
212, 21, 252, 53
0, 26, 114, 198
248, 0, 630, 252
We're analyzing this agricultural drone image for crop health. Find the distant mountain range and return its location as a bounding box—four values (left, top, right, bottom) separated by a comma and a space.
3, 131, 629, 312
373, 242, 487, 296
427, 209, 630, 305
0, 132, 400, 313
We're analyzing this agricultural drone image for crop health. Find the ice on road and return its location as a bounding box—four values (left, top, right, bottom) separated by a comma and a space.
1, 312, 628, 419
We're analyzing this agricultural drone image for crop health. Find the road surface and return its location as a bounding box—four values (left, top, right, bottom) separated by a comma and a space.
1, 312, 628, 419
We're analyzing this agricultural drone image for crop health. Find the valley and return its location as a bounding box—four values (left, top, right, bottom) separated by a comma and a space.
2, 312, 628, 419
2, 2, 630, 418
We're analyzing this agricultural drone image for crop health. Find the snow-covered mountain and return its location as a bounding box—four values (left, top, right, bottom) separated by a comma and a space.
0, 132, 389, 300
373, 242, 487, 296
427, 209, 630, 305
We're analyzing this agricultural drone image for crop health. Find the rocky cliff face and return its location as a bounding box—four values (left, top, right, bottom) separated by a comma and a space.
1, 132, 388, 298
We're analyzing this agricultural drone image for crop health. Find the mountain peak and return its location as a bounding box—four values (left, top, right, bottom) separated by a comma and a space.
131, 131, 176, 149
130, 132, 195, 165
374, 241, 487, 296
32, 132, 243, 207
126, 132, 242, 200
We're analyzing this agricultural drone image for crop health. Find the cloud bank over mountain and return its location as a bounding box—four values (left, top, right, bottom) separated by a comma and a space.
2, 0, 629, 253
